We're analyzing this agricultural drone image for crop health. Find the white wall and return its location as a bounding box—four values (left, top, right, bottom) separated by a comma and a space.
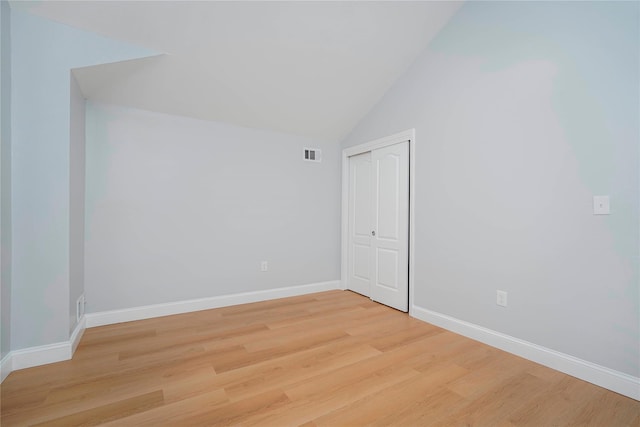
85, 103, 341, 312
343, 1, 639, 377
69, 73, 85, 334
0, 0, 12, 362
9, 8, 155, 351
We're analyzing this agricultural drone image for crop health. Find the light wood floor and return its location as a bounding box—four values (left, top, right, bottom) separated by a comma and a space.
1, 290, 638, 426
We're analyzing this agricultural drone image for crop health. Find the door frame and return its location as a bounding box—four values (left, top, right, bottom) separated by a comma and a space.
341, 129, 415, 314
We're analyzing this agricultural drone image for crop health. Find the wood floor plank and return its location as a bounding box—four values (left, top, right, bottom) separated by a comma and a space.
1, 290, 638, 426
222, 342, 382, 402
568, 391, 640, 427
243, 362, 420, 426
371, 387, 465, 427
212, 329, 349, 373
31, 390, 164, 427
444, 349, 532, 399
99, 389, 228, 427
433, 372, 550, 427
507, 376, 605, 426
311, 360, 470, 426
172, 389, 291, 426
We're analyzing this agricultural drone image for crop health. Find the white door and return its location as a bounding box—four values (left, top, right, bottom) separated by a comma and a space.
347, 152, 373, 297
347, 141, 409, 312
371, 142, 409, 311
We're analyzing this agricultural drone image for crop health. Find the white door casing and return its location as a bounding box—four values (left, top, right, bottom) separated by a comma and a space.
344, 131, 412, 312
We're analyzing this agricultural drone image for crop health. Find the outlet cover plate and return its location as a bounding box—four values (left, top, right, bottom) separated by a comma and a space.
593, 195, 610, 215
497, 290, 508, 307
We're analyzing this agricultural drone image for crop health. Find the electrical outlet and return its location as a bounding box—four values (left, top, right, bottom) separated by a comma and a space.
261, 261, 268, 272
593, 195, 610, 215
496, 290, 508, 307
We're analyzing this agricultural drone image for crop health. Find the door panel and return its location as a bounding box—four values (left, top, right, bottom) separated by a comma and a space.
376, 248, 398, 289
353, 165, 372, 237
347, 152, 372, 297
377, 154, 400, 240
353, 244, 370, 280
371, 142, 409, 311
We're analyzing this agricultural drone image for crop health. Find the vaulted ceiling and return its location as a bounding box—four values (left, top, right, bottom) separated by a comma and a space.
13, 1, 463, 140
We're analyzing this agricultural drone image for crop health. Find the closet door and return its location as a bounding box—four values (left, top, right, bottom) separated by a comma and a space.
347, 142, 409, 312
371, 142, 409, 312
347, 152, 373, 297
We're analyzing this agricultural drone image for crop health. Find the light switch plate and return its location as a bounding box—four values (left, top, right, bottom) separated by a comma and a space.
593, 195, 610, 215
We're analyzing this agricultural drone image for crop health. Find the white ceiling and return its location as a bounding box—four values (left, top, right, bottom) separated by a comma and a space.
15, 1, 463, 140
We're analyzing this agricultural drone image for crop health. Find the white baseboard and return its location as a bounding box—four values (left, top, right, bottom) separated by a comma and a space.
86, 280, 341, 328
0, 342, 72, 384
0, 351, 12, 383
70, 316, 86, 354
11, 341, 71, 371
411, 305, 640, 401
11, 317, 88, 372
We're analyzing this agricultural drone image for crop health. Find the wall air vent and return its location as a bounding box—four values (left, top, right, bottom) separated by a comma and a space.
303, 148, 322, 162
76, 295, 85, 322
